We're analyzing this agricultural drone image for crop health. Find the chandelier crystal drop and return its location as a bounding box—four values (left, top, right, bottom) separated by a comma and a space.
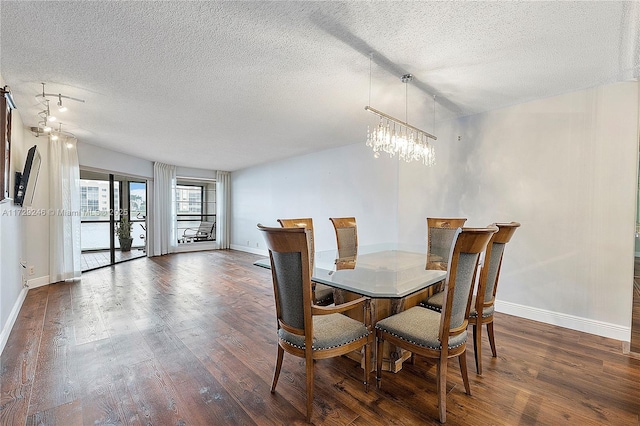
366, 116, 436, 166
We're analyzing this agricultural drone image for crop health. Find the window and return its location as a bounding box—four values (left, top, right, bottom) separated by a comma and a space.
175, 179, 216, 243
80, 173, 147, 272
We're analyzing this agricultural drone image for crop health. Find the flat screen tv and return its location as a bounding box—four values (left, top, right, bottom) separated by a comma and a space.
14, 145, 41, 207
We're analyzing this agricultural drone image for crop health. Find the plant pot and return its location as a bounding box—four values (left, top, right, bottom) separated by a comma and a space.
119, 237, 133, 252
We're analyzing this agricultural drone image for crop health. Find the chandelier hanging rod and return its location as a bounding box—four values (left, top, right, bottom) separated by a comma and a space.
364, 105, 437, 141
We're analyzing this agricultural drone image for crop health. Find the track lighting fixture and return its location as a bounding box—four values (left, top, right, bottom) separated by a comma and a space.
36, 82, 84, 112
31, 83, 83, 140
57, 94, 67, 112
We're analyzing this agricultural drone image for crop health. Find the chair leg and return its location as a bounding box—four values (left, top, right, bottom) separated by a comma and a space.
271, 345, 284, 392
376, 332, 384, 389
436, 356, 447, 424
363, 342, 371, 392
487, 321, 497, 357
458, 351, 471, 395
305, 357, 314, 422
473, 321, 483, 375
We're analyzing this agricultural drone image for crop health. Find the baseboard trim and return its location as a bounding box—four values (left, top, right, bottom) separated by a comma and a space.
495, 299, 630, 342
230, 244, 268, 256
0, 286, 28, 355
622, 342, 640, 359
174, 243, 216, 253
27, 275, 51, 289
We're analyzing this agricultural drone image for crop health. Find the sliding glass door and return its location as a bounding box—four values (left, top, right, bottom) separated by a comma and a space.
80, 170, 147, 271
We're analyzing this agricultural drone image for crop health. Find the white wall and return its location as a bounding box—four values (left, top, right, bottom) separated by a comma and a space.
232, 142, 400, 254
77, 141, 153, 178
176, 166, 217, 180
1, 126, 58, 293
0, 81, 28, 353
0, 191, 25, 354
397, 81, 639, 339
22, 136, 51, 288
231, 81, 640, 341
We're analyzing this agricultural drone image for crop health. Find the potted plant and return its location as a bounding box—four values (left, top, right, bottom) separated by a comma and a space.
116, 216, 133, 251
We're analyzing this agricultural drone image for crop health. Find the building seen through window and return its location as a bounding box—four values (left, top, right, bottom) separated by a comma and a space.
80, 180, 120, 220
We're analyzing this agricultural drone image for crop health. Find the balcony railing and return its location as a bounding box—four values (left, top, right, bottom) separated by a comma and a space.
81, 219, 146, 251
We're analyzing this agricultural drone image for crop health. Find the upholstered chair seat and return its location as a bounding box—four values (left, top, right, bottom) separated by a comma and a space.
422, 293, 495, 319
375, 306, 467, 350
470, 298, 494, 318
278, 313, 370, 350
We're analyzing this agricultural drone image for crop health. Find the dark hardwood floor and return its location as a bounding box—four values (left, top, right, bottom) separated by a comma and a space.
1, 250, 639, 425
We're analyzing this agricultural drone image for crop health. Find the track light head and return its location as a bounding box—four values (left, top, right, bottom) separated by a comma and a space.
57, 94, 67, 112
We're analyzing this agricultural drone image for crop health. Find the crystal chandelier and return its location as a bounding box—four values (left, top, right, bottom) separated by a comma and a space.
365, 72, 437, 166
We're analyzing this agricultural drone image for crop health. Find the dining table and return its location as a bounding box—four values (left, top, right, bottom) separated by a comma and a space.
254, 243, 447, 372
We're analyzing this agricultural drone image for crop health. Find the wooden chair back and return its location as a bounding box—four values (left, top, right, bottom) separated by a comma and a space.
258, 225, 313, 338
440, 226, 496, 346
476, 222, 520, 312
427, 217, 467, 270
329, 217, 358, 259
277, 218, 315, 269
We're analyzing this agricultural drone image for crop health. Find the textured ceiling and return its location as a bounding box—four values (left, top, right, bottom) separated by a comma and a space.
1, 1, 638, 171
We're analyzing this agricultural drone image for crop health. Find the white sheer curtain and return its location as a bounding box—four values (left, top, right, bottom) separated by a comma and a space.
216, 170, 230, 249
49, 136, 81, 282
149, 162, 176, 256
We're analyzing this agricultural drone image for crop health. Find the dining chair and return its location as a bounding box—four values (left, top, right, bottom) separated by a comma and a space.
329, 217, 358, 258
329, 217, 358, 304
257, 224, 373, 422
277, 218, 334, 306
375, 226, 496, 424
426, 217, 467, 270
422, 222, 520, 375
